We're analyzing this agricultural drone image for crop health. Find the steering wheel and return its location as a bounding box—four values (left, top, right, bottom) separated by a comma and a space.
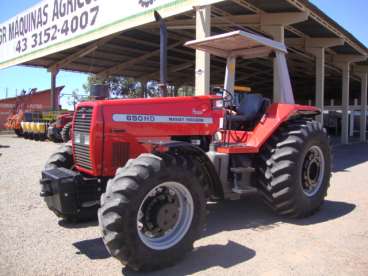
220, 88, 233, 104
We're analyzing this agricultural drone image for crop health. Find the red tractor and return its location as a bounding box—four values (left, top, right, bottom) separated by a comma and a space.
47, 112, 73, 143
40, 27, 331, 271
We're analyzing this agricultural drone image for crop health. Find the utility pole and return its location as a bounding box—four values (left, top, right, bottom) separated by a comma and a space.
51, 70, 59, 110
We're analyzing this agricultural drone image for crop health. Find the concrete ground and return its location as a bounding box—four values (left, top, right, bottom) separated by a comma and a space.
0, 134, 367, 276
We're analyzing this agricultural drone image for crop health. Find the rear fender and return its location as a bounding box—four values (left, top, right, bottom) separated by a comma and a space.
246, 103, 320, 151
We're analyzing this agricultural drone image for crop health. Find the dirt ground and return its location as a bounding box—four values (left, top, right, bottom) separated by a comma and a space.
0, 134, 367, 276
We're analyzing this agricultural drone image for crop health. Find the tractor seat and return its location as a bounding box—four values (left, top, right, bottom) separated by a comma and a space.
226, 94, 270, 128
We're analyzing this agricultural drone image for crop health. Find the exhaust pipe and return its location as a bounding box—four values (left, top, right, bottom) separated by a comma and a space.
154, 11, 168, 97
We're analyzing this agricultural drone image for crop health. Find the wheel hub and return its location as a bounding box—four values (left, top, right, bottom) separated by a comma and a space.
156, 203, 179, 231
136, 182, 194, 250
302, 145, 325, 197
140, 188, 178, 235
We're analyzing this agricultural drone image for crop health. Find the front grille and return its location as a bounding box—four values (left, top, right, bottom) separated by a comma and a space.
74, 107, 93, 132
74, 107, 93, 170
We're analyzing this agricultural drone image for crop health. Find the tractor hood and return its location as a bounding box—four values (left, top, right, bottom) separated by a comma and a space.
73, 96, 223, 176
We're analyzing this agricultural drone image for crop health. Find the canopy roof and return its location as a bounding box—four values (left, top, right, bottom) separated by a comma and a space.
185, 30, 287, 59
0, 0, 367, 102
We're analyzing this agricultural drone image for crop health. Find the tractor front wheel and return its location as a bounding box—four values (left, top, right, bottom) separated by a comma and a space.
98, 153, 207, 271
257, 119, 331, 218
44, 144, 73, 170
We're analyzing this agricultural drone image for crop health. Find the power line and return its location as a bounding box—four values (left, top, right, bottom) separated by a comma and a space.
0, 87, 22, 99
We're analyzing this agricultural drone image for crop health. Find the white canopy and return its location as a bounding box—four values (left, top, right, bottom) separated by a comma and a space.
185, 30, 294, 104
185, 30, 287, 59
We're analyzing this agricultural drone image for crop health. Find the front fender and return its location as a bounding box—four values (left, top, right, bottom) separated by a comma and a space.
142, 141, 224, 199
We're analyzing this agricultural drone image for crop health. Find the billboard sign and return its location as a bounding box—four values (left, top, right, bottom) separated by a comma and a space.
0, 0, 224, 69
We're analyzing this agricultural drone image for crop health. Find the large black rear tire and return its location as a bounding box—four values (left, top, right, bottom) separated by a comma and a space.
43, 144, 97, 222
256, 119, 331, 218
98, 153, 207, 271
61, 122, 72, 142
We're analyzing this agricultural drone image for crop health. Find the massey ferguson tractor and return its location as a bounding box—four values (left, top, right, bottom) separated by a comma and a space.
40, 16, 331, 271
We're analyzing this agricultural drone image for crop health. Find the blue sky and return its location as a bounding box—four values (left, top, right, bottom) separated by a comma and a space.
0, 0, 367, 109
0, 0, 89, 109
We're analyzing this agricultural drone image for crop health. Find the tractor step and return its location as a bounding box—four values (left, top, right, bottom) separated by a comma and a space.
230, 166, 256, 195
230, 167, 255, 174
232, 185, 258, 195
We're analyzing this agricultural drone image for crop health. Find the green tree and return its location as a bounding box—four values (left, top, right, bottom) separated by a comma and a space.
83, 75, 144, 98
82, 75, 184, 98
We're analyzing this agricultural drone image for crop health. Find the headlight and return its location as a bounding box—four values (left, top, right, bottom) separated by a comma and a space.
74, 132, 81, 144
84, 134, 90, 146
74, 132, 90, 146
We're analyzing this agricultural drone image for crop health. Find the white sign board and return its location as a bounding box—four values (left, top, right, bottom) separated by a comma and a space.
0, 0, 225, 70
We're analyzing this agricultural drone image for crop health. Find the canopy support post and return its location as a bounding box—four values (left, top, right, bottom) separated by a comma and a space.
224, 56, 236, 105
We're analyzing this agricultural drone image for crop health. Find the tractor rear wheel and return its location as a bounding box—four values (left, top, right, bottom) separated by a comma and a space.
43, 144, 97, 222
256, 119, 331, 218
98, 153, 207, 271
61, 122, 72, 142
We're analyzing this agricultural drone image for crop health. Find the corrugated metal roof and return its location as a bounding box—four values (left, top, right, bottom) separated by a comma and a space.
1, 0, 367, 102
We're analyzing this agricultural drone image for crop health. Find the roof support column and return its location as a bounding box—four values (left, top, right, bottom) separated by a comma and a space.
354, 66, 368, 142
195, 5, 211, 96
359, 72, 367, 141
260, 12, 308, 102
340, 62, 350, 144
306, 38, 344, 124
334, 55, 367, 144
50, 70, 59, 111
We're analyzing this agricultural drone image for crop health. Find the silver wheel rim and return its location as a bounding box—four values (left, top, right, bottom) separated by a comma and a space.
301, 145, 325, 197
137, 181, 194, 250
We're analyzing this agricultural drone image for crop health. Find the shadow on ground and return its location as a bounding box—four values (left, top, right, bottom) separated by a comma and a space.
0, 145, 10, 148
333, 142, 368, 172
58, 219, 98, 229
73, 238, 110, 259
204, 197, 355, 236
72, 195, 355, 275
286, 199, 356, 225
122, 240, 255, 276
